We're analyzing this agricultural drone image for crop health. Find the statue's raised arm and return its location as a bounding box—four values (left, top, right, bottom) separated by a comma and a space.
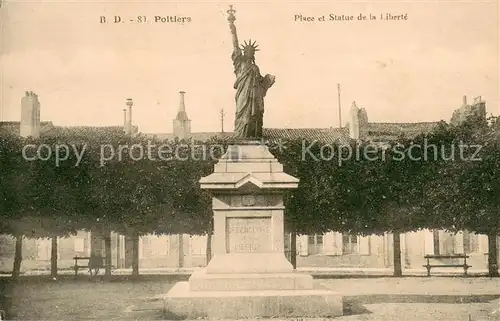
227, 5, 239, 51
226, 5, 275, 139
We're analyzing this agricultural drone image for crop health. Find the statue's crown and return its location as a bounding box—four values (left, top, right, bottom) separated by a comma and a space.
241, 39, 259, 52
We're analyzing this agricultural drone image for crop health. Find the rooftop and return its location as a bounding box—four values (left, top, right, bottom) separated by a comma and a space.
147, 127, 351, 144
0, 121, 442, 144
366, 122, 440, 140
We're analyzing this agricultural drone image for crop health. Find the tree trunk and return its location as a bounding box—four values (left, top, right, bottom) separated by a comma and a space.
206, 217, 213, 265
51, 235, 58, 278
290, 232, 297, 269
11, 234, 23, 280
125, 236, 133, 268
104, 230, 112, 277
393, 232, 403, 277
178, 234, 184, 268
132, 233, 139, 276
206, 233, 212, 265
116, 234, 121, 269
487, 231, 499, 277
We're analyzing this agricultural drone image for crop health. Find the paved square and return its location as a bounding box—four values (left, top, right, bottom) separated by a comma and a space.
4, 276, 500, 320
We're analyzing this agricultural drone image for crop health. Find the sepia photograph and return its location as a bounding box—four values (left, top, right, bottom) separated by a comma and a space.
0, 0, 499, 320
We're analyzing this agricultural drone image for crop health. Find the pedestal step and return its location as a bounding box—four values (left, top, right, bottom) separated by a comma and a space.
205, 253, 294, 274
189, 270, 313, 291
164, 281, 343, 319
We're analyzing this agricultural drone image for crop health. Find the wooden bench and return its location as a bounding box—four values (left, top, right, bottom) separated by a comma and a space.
423, 254, 471, 276
73, 256, 113, 276
73, 256, 92, 276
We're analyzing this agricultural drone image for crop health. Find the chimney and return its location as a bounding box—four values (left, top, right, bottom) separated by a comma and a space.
20, 91, 41, 138
173, 91, 191, 139
358, 107, 368, 140
126, 98, 133, 136
179, 91, 186, 112
463, 95, 467, 106
349, 101, 360, 140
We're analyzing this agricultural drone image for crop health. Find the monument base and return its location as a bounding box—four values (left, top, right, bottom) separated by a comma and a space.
173, 135, 344, 319
189, 269, 314, 291
204, 253, 294, 274
163, 281, 343, 319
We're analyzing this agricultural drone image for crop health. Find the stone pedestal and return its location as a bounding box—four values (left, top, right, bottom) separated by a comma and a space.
163, 141, 343, 319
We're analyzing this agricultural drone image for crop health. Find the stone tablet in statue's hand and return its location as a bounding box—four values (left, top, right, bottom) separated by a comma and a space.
265, 74, 276, 87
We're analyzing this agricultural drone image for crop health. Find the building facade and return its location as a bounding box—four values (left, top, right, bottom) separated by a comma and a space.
0, 92, 494, 273
0, 229, 491, 273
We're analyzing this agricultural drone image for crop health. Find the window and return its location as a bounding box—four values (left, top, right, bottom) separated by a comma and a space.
342, 233, 358, 254
307, 234, 324, 255
190, 235, 206, 257
37, 239, 50, 260
74, 237, 84, 252
151, 235, 171, 257
463, 230, 479, 253
142, 236, 153, 258
433, 230, 440, 255
438, 231, 455, 255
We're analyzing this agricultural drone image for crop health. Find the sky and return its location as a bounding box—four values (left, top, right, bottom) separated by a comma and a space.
0, 0, 498, 134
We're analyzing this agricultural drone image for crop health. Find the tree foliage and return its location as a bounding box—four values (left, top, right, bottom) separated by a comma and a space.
0, 116, 499, 253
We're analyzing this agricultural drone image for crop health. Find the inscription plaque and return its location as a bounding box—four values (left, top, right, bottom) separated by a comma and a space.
226, 217, 271, 253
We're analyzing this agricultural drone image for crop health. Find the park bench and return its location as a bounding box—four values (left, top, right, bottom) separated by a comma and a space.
423, 254, 471, 276
73, 256, 92, 276
73, 256, 113, 276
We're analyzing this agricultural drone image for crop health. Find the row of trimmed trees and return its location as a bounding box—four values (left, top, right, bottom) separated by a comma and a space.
275, 115, 500, 276
0, 133, 217, 278
1, 115, 499, 278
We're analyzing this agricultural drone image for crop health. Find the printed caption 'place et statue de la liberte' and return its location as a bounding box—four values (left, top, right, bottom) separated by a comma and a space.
100, 15, 192, 24
294, 13, 408, 22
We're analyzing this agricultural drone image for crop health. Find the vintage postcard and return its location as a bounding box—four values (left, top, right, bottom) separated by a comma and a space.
0, 1, 499, 320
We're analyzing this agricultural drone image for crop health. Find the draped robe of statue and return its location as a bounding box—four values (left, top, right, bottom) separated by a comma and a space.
232, 48, 275, 139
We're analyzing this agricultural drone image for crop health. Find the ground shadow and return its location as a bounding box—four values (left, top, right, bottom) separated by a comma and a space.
346, 294, 500, 304
0, 278, 13, 320
313, 274, 493, 279
343, 300, 372, 316
4, 276, 500, 320
342, 294, 500, 317
1, 274, 190, 284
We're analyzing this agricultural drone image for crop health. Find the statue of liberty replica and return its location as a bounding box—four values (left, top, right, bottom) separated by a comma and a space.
227, 5, 275, 139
